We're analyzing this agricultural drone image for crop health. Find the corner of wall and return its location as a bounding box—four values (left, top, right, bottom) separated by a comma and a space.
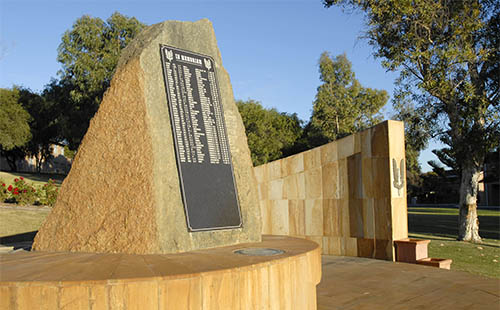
254, 120, 409, 261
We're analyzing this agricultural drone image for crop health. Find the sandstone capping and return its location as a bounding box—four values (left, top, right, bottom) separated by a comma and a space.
33, 19, 261, 254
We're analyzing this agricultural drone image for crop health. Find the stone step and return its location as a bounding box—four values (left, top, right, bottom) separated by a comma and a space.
417, 257, 453, 270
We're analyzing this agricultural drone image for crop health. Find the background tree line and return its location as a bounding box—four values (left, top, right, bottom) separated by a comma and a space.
0, 11, 388, 172
238, 52, 388, 166
1, 2, 497, 243
0, 13, 145, 171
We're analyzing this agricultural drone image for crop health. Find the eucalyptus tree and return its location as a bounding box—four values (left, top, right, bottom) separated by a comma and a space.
236, 99, 303, 166
308, 52, 387, 145
0, 88, 31, 171
0, 88, 31, 151
56, 12, 145, 150
324, 0, 500, 241
18, 88, 62, 173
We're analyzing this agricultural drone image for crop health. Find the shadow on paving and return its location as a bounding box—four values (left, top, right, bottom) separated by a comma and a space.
408, 214, 500, 239
0, 231, 36, 251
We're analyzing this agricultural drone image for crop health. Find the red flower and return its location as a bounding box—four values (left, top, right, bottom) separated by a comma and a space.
1, 183, 5, 187
20, 177, 24, 180
23, 189, 27, 193
7, 185, 12, 191
14, 178, 18, 182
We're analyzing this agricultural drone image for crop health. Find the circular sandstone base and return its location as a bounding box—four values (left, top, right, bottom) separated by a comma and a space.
0, 235, 321, 310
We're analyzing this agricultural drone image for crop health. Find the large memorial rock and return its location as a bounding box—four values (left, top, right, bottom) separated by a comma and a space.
33, 19, 262, 254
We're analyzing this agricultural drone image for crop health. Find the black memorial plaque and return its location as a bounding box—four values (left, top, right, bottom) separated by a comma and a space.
160, 45, 242, 232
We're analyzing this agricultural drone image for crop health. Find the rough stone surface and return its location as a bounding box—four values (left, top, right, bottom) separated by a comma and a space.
32, 19, 262, 254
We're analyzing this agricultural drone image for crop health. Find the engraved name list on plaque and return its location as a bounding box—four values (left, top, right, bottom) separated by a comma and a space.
160, 45, 242, 232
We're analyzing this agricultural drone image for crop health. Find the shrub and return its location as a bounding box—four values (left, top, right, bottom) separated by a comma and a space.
0, 180, 8, 202
10, 177, 39, 206
40, 179, 58, 207
0, 176, 59, 207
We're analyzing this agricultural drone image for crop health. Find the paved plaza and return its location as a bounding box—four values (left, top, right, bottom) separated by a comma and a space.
1, 238, 499, 309
318, 256, 499, 310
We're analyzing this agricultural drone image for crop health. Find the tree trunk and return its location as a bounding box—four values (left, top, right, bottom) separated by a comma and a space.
35, 154, 42, 174
5, 155, 17, 172
458, 165, 482, 242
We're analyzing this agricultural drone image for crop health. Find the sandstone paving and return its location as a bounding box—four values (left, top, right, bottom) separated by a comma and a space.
1, 248, 498, 308
318, 255, 499, 310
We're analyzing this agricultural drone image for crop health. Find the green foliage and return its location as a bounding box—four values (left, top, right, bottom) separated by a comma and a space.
325, 0, 499, 168
0, 176, 59, 207
237, 53, 388, 162
404, 146, 423, 199
0, 179, 8, 202
8, 177, 38, 206
0, 88, 31, 151
417, 171, 460, 204
308, 52, 387, 146
39, 179, 58, 207
428, 148, 460, 175
0, 87, 63, 172
58, 12, 145, 102
237, 99, 303, 166
0, 147, 26, 172
18, 88, 62, 173
325, 0, 500, 241
55, 12, 146, 150
43, 79, 82, 151
392, 89, 432, 199
63, 145, 76, 160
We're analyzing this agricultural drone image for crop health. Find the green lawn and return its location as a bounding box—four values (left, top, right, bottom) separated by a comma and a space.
0, 172, 57, 237
0, 171, 65, 187
408, 206, 500, 279
408, 206, 499, 239
0, 208, 51, 237
408, 206, 499, 217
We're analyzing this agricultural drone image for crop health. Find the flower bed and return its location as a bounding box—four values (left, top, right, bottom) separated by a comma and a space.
0, 177, 58, 207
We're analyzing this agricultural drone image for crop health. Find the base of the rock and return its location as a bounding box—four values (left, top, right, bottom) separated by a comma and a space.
0, 235, 321, 309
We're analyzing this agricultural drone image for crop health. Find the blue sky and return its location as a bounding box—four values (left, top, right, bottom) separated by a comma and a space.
0, 0, 442, 171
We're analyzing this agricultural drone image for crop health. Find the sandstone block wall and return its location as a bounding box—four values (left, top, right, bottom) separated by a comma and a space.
254, 120, 408, 260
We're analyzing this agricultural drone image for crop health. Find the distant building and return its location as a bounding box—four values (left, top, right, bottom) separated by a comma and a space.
416, 150, 499, 207
478, 150, 500, 206
0, 144, 72, 175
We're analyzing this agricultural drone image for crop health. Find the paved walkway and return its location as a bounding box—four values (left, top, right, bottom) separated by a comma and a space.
318, 256, 499, 310
1, 236, 499, 310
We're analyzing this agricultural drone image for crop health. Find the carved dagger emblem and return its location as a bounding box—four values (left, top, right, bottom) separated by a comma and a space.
392, 158, 405, 195
204, 58, 212, 70
165, 49, 174, 62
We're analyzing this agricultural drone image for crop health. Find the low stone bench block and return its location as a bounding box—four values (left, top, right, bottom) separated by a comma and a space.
0, 236, 321, 310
